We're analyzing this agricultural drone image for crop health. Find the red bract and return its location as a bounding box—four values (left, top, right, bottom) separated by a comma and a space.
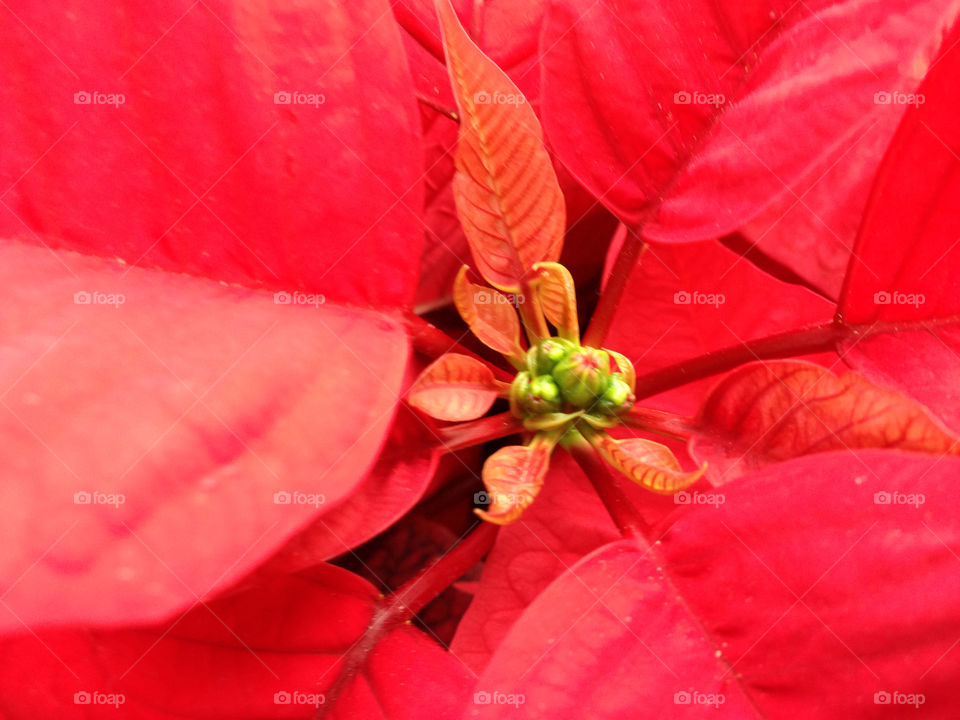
4, 0, 960, 717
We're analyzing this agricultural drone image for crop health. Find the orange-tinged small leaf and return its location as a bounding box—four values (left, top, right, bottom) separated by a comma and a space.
691, 359, 960, 482
606, 349, 636, 392
408, 353, 501, 422
589, 433, 705, 494
435, 0, 565, 292
533, 262, 579, 342
453, 265, 525, 367
475, 437, 554, 524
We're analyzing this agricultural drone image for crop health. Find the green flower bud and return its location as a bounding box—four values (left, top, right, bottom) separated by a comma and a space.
526, 375, 562, 413
601, 376, 634, 411
552, 348, 610, 409
509, 371, 531, 418
527, 337, 575, 376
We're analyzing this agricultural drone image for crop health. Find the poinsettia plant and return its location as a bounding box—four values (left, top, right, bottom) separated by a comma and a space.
2, 0, 960, 718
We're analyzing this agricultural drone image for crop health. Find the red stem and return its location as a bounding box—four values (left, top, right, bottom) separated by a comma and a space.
582, 232, 644, 348
567, 439, 648, 540
622, 406, 694, 439
631, 320, 846, 400
314, 522, 498, 718
403, 311, 514, 382
437, 411, 522, 452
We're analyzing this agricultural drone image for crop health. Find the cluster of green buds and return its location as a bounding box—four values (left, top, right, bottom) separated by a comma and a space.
510, 338, 637, 431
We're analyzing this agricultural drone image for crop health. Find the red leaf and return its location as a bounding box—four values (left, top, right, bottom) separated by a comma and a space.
541, 0, 957, 240
691, 359, 959, 482
408, 353, 502, 422
435, 0, 564, 291
841, 322, 960, 435
0, 0, 424, 307
473, 451, 960, 718
0, 563, 473, 718
0, 242, 407, 629
840, 17, 960, 323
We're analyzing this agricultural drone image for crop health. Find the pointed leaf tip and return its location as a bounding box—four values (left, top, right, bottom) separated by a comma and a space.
590, 433, 704, 494
435, 0, 565, 292
533, 262, 579, 342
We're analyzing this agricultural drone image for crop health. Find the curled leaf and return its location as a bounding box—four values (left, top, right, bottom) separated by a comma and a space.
476, 436, 555, 524
453, 265, 526, 367
408, 353, 502, 422
691, 359, 960, 482
533, 262, 579, 342
435, 0, 565, 292
606, 349, 636, 392
588, 432, 705, 494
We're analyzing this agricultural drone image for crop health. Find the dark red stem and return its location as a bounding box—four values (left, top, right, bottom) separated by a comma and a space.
437, 412, 522, 452
403, 311, 514, 382
622, 406, 694, 439
314, 522, 498, 718
568, 439, 648, 540
582, 231, 644, 348
632, 320, 846, 400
